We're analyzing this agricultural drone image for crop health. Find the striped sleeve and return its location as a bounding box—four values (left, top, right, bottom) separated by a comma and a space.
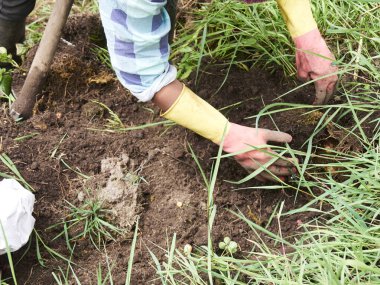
98, 0, 177, 102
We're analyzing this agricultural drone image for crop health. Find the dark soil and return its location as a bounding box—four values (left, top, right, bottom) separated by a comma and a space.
0, 14, 367, 284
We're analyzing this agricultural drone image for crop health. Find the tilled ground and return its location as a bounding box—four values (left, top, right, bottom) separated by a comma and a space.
0, 13, 364, 284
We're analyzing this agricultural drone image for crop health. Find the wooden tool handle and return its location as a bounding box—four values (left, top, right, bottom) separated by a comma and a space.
10, 0, 74, 120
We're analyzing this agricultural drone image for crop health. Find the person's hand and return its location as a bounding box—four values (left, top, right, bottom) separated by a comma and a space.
294, 28, 338, 105
223, 123, 296, 182
157, 83, 296, 182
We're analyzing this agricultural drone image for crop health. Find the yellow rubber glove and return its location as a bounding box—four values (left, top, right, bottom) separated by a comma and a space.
161, 83, 296, 182
277, 0, 317, 38
161, 84, 230, 144
277, 0, 338, 104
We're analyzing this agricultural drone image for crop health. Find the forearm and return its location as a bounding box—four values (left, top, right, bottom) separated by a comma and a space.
159, 83, 230, 144
276, 0, 317, 38
277, 0, 338, 105
152, 79, 183, 112
98, 0, 177, 102
99, 0, 229, 145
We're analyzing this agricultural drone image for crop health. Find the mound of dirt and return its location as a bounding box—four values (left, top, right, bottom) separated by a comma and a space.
83, 154, 140, 231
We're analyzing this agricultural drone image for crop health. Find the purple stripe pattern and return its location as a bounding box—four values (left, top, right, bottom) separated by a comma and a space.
120, 71, 142, 86
152, 13, 162, 31
159, 34, 169, 55
110, 9, 127, 25
98, 0, 173, 100
114, 37, 135, 58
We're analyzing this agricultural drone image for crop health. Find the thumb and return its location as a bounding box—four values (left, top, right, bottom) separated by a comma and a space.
263, 130, 292, 143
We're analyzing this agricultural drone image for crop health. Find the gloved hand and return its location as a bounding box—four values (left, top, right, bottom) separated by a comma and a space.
277, 0, 338, 104
223, 123, 295, 182
294, 28, 338, 104
161, 83, 295, 182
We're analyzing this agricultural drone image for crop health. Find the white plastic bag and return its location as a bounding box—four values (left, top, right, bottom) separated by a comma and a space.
0, 179, 35, 255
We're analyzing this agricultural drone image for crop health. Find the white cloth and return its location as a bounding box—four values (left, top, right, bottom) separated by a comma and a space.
0, 179, 35, 255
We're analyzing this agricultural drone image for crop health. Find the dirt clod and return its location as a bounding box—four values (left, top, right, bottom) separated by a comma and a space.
85, 154, 139, 231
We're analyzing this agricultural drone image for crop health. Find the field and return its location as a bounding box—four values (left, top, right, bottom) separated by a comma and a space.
1, 0, 379, 284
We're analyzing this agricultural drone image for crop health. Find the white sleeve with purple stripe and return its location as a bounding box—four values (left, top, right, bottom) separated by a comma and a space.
98, 0, 177, 102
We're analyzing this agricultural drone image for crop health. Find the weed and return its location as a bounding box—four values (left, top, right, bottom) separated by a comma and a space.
91, 46, 112, 70
60, 159, 90, 180
0, 49, 17, 107
24, 2, 52, 48
0, 222, 18, 285
13, 133, 39, 142
146, 2, 380, 281
4, 0, 380, 284
50, 198, 124, 250
90, 100, 124, 130
72, 0, 99, 14
218, 237, 238, 254
34, 229, 72, 267
51, 219, 139, 284
0, 153, 34, 192
172, 0, 380, 83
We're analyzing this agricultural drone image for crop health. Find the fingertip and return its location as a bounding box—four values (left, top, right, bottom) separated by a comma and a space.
313, 88, 326, 105
265, 130, 293, 143
285, 133, 293, 143
327, 80, 337, 96
280, 132, 293, 143
297, 75, 309, 82
297, 69, 310, 82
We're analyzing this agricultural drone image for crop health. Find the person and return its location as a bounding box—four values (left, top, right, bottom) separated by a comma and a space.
0, 0, 34, 63
0, 0, 338, 182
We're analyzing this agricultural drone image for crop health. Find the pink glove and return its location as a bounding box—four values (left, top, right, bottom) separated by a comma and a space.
294, 28, 338, 104
223, 123, 296, 182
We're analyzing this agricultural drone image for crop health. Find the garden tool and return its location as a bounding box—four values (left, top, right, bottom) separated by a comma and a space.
10, 0, 74, 121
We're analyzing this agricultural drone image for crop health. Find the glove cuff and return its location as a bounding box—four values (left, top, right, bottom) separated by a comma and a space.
161, 84, 230, 144
277, 0, 318, 38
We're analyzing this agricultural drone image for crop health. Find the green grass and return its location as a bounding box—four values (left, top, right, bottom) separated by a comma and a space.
147, 1, 380, 284
147, 98, 380, 283
0, 153, 34, 192
2, 0, 379, 284
0, 222, 18, 285
50, 219, 139, 285
91, 45, 112, 70
49, 199, 125, 250
152, 130, 380, 283
24, 0, 99, 49
0, 49, 17, 107
172, 0, 380, 82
